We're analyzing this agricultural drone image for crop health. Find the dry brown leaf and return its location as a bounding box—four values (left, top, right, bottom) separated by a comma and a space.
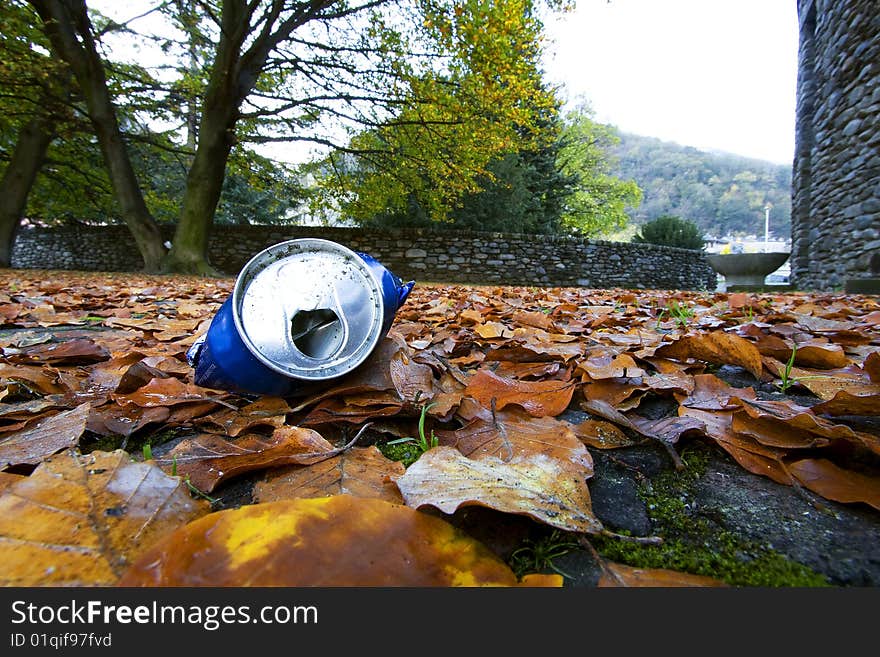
571, 418, 642, 449
0, 449, 209, 585
655, 330, 765, 380
598, 561, 729, 587
117, 495, 561, 586
463, 368, 575, 417
787, 458, 880, 511
811, 388, 880, 416
254, 445, 405, 504
474, 321, 514, 339
394, 445, 602, 533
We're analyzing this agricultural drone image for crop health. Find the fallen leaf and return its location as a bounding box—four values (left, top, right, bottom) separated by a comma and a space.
0, 449, 209, 585
394, 446, 602, 534
811, 388, 880, 416
5, 338, 111, 366
196, 397, 292, 437
787, 458, 880, 511
112, 376, 225, 407
159, 425, 338, 493
253, 445, 405, 504
571, 419, 642, 449
116, 495, 560, 586
598, 561, 729, 587
0, 403, 90, 468
463, 368, 575, 417
655, 330, 765, 380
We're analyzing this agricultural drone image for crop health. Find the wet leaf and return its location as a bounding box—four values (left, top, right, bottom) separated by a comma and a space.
443, 403, 592, 471
112, 376, 226, 407
865, 351, 880, 382
117, 495, 561, 586
196, 397, 292, 437
5, 338, 111, 366
394, 445, 602, 533
0, 449, 209, 585
571, 418, 642, 450
159, 426, 338, 493
811, 388, 880, 416
0, 402, 90, 468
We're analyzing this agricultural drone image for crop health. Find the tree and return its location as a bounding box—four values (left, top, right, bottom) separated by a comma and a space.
21, 0, 571, 274
0, 1, 73, 267
556, 102, 642, 236
28, 0, 168, 271
631, 214, 705, 250
305, 0, 570, 230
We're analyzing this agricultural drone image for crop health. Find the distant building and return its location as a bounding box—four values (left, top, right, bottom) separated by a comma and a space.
792, 0, 880, 290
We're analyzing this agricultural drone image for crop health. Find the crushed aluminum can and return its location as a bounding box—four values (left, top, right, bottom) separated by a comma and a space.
186, 238, 415, 396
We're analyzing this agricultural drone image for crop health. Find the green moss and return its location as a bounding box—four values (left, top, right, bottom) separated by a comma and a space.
592, 441, 831, 587
377, 440, 423, 468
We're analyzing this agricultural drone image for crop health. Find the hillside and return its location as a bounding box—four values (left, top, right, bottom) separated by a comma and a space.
611, 132, 793, 239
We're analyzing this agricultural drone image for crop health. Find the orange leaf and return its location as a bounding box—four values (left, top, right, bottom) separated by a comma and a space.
655, 330, 764, 380
787, 458, 880, 511
811, 388, 880, 416
158, 425, 338, 493
464, 368, 575, 417
598, 561, 729, 587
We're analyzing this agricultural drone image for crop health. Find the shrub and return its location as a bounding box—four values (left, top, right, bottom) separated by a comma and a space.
631, 215, 705, 250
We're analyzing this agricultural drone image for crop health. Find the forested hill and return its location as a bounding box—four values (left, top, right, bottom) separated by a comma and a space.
611, 132, 793, 239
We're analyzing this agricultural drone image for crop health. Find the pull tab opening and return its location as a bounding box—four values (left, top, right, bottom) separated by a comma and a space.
290, 308, 343, 359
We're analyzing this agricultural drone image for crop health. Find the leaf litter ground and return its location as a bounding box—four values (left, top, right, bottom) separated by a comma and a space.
1, 269, 879, 586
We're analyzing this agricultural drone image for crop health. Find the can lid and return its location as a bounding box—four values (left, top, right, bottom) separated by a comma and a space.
231, 238, 386, 381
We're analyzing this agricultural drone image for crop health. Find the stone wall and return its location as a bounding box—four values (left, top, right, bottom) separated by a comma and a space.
10, 225, 717, 291
792, 0, 880, 290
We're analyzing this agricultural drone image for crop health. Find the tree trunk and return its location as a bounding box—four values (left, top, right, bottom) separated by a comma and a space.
0, 112, 55, 268
162, 99, 236, 275
28, 0, 167, 272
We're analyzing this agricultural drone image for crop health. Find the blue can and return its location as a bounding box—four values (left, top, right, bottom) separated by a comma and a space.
186, 238, 415, 396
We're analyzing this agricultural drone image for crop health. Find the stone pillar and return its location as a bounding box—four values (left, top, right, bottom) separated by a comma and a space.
792, 0, 880, 291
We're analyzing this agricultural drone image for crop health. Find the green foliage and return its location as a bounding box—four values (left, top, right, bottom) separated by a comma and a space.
556, 102, 642, 236
509, 529, 580, 579
658, 299, 695, 329
308, 0, 570, 230
384, 402, 439, 464
612, 132, 792, 238
632, 214, 705, 250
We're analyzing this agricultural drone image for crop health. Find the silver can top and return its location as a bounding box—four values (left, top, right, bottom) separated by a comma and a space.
232, 238, 386, 381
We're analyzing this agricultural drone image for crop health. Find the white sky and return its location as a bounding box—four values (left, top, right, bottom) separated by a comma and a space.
541, 0, 800, 164
90, 0, 800, 166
